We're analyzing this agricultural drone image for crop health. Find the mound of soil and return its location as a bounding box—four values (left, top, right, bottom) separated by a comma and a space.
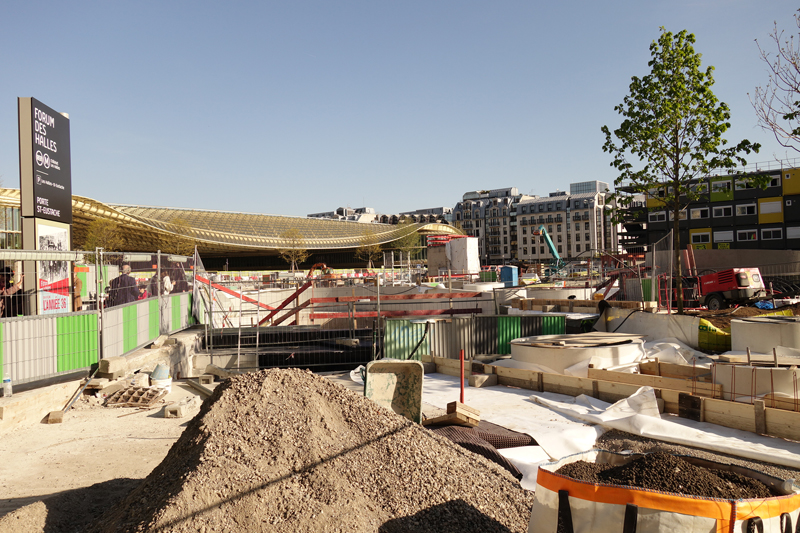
556, 452, 775, 500
686, 302, 800, 330
89, 368, 535, 532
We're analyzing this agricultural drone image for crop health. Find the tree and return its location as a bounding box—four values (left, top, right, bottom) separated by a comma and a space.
602, 28, 763, 314
278, 228, 309, 272
751, 10, 800, 153
354, 227, 383, 269
391, 221, 421, 265
169, 217, 196, 257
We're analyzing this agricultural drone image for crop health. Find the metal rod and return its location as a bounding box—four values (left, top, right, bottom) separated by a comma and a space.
460, 348, 465, 404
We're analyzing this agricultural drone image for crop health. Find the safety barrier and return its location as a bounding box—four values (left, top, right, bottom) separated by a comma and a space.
0, 250, 197, 386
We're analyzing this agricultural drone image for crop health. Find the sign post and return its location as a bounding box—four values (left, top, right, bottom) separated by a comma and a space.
18, 97, 73, 315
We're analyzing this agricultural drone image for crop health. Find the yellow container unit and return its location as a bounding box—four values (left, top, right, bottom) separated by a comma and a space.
783, 168, 800, 196
758, 196, 784, 224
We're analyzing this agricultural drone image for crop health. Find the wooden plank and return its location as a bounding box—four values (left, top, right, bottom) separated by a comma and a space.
447, 401, 481, 419
765, 406, 800, 441
586, 368, 721, 397
754, 400, 767, 435
421, 410, 480, 428
639, 361, 660, 376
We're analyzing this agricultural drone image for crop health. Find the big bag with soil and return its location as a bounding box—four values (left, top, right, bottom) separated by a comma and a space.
529, 449, 800, 533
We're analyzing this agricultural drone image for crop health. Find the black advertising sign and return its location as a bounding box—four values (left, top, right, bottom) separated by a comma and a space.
18, 97, 72, 224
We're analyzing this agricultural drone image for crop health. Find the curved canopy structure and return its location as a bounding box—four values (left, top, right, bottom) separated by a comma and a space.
0, 189, 461, 257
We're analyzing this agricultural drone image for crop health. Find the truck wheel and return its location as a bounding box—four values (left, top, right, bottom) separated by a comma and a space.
706, 294, 726, 311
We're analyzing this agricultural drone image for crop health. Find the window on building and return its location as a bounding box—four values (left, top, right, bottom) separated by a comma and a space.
522, 227, 526, 234
557, 245, 562, 253
474, 229, 479, 237
504, 246, 508, 253
668, 210, 687, 221
548, 225, 553, 233
714, 230, 733, 243
691, 232, 710, 244
538, 204, 544, 212
475, 220, 480, 228
737, 229, 758, 241
540, 246, 545, 254
574, 223, 579, 231
456, 213, 461, 220
762, 228, 783, 240
648, 212, 666, 223
760, 200, 781, 214
523, 248, 528, 255
735, 180, 756, 190
522, 237, 527, 245
557, 224, 562, 232
557, 235, 562, 243
712, 205, 733, 217
712, 181, 731, 193
585, 233, 590, 241
585, 222, 590, 230
556, 202, 562, 210
547, 203, 553, 211
575, 233, 581, 241
770, 176, 781, 187
788, 227, 800, 240
575, 244, 581, 253
736, 204, 757, 216
691, 208, 709, 219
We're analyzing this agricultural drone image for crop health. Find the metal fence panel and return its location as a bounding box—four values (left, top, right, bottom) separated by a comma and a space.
3, 316, 57, 384
383, 319, 429, 360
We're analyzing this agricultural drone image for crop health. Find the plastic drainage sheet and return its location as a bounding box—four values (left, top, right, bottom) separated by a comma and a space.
531, 386, 800, 470
421, 374, 603, 462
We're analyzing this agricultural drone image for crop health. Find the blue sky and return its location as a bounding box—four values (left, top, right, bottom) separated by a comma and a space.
1, 1, 797, 217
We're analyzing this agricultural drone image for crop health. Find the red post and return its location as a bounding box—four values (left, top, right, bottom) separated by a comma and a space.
460, 349, 465, 404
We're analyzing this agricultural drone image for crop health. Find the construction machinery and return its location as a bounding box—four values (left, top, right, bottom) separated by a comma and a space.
658, 267, 766, 310
531, 225, 567, 277
307, 263, 341, 286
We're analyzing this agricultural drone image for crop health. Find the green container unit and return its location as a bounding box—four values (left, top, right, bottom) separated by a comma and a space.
476, 315, 566, 355
383, 319, 430, 360
56, 314, 99, 373
171, 295, 182, 331
149, 299, 159, 339
479, 271, 498, 282
122, 304, 139, 353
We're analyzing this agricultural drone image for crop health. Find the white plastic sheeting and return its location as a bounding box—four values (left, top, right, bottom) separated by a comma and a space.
531, 386, 800, 470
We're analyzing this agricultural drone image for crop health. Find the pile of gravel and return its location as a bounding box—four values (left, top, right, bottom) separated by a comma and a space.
89, 368, 534, 532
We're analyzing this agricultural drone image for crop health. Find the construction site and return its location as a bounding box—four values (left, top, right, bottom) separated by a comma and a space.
5, 235, 800, 533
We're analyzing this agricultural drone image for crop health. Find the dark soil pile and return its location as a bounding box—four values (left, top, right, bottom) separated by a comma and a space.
89, 368, 535, 533
556, 452, 775, 500
686, 303, 798, 330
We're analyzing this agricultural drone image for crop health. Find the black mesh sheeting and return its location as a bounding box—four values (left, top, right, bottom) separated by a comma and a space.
428, 424, 537, 480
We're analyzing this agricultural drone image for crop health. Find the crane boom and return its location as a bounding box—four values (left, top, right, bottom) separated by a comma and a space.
531, 225, 566, 271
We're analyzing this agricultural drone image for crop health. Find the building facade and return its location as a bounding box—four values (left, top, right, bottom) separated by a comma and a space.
453, 183, 616, 266
620, 165, 800, 253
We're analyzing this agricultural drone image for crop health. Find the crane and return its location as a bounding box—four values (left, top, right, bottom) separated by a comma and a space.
531, 225, 567, 274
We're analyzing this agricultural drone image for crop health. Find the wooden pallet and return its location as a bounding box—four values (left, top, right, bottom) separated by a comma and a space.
106, 387, 167, 408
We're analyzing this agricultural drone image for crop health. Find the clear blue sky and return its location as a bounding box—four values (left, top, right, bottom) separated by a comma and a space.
1, 1, 797, 217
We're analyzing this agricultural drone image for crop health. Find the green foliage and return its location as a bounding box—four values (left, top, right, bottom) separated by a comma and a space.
278, 228, 310, 271
602, 28, 763, 313
603, 28, 763, 220
391, 221, 421, 261
354, 227, 383, 268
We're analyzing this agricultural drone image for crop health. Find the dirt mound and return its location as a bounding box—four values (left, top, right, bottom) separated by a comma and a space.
89, 368, 534, 532
687, 303, 799, 330
556, 452, 775, 500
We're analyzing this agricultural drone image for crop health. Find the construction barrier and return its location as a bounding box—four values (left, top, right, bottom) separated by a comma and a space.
698, 308, 794, 353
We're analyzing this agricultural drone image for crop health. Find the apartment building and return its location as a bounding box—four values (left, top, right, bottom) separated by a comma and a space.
453, 182, 616, 266
620, 165, 800, 252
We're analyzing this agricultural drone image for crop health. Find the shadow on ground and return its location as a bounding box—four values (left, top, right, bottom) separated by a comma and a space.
0, 478, 140, 533
379, 499, 516, 533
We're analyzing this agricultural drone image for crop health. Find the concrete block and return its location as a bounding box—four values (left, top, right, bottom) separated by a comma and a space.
151, 335, 169, 348
204, 364, 239, 379
164, 404, 188, 418
46, 411, 63, 424
99, 357, 126, 374
422, 362, 437, 374
469, 373, 498, 388
198, 374, 214, 385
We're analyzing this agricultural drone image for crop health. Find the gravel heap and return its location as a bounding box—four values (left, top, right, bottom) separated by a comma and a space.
556, 451, 775, 500
90, 368, 534, 532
